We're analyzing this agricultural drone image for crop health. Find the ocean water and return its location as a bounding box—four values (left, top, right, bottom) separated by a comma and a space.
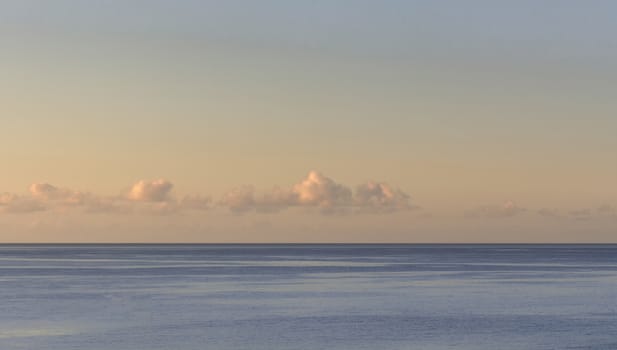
1, 244, 617, 350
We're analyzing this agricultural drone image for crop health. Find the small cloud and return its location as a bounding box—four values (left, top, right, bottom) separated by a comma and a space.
354, 181, 412, 213
0, 193, 17, 205
0, 193, 46, 214
537, 205, 616, 221
218, 171, 413, 215
128, 179, 173, 202
219, 186, 256, 214
82, 196, 128, 214
219, 171, 353, 214
29, 183, 71, 201
467, 200, 526, 218
29, 183, 123, 213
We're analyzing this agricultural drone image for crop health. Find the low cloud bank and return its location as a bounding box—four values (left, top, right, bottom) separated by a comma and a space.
537, 205, 616, 221
2, 174, 614, 222
219, 171, 413, 215
2, 172, 413, 216
1, 179, 211, 216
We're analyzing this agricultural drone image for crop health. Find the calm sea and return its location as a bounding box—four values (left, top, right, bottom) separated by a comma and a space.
1, 244, 616, 349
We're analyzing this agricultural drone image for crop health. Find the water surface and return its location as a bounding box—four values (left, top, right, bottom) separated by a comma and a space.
1, 244, 616, 349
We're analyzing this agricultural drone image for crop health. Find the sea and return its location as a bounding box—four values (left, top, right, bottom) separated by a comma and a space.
1, 244, 616, 350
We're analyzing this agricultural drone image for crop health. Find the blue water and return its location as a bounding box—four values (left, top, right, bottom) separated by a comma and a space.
1, 244, 617, 350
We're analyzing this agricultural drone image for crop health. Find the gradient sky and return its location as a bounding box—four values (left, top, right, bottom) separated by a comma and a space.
1, 1, 616, 242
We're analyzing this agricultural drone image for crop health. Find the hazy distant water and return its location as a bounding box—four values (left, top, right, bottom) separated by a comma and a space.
1, 244, 617, 350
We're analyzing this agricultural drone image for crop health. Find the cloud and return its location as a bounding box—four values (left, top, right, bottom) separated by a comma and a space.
536, 205, 617, 221
291, 171, 352, 208
467, 200, 526, 218
219, 185, 297, 214
219, 171, 353, 214
355, 181, 412, 213
2, 179, 212, 216
29, 183, 125, 213
128, 179, 173, 202
3, 172, 414, 216
0, 193, 18, 205
81, 196, 129, 214
219, 186, 259, 214
29, 183, 72, 201
0, 193, 46, 214
257, 186, 296, 213
218, 171, 412, 215
179, 195, 211, 211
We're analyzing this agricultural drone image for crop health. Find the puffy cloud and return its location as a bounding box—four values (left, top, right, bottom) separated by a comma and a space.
291, 171, 352, 208
467, 200, 526, 218
219, 172, 353, 214
355, 181, 411, 213
29, 183, 120, 212
4, 172, 415, 216
29, 183, 71, 201
128, 179, 173, 202
2, 179, 213, 216
218, 171, 412, 215
29, 183, 101, 208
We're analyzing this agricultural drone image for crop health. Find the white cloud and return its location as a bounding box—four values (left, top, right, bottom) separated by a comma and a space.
128, 179, 173, 202
291, 171, 352, 208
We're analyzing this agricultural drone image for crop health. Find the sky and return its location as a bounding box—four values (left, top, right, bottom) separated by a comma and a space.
1, 1, 616, 242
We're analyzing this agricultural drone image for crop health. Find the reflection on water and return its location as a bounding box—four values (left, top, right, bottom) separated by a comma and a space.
1, 244, 617, 350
